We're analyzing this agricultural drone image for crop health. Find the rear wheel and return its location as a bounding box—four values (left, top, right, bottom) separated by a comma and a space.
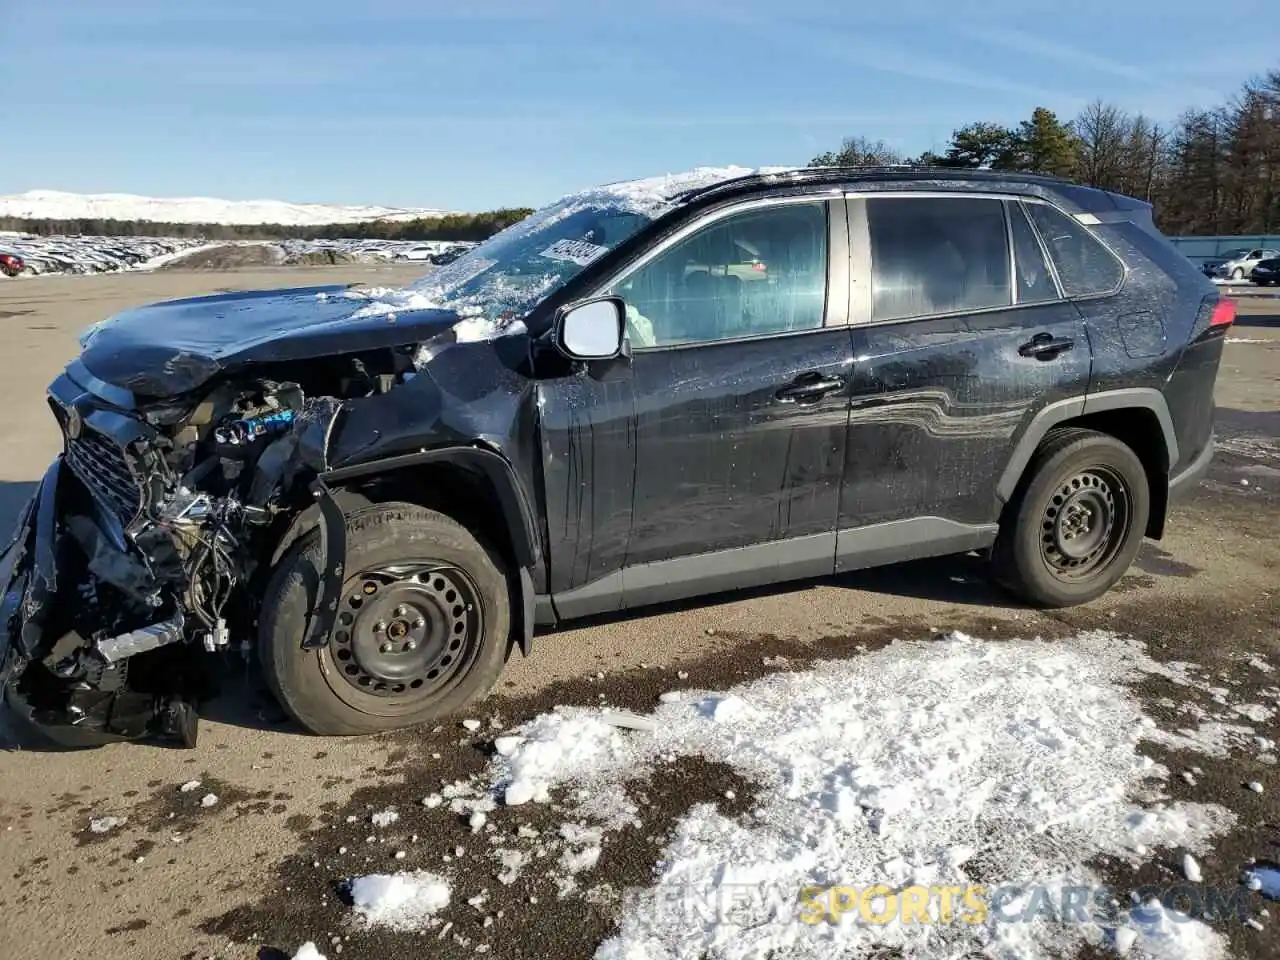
259, 503, 510, 735
0, 264, 18, 278
993, 428, 1150, 607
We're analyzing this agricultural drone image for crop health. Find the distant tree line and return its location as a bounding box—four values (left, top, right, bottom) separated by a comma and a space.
0, 208, 535, 242
811, 69, 1280, 236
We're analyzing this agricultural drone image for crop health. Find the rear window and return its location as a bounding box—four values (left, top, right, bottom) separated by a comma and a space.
867, 197, 1011, 321
1024, 202, 1124, 297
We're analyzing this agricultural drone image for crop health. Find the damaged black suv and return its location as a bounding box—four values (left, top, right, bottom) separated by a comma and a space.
0, 166, 1232, 747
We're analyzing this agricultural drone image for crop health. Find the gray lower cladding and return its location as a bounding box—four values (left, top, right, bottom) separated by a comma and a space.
543, 516, 999, 622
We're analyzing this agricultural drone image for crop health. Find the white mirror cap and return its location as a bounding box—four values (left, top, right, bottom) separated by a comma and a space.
561, 299, 623, 359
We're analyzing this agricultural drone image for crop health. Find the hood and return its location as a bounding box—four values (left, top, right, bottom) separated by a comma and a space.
77, 284, 463, 398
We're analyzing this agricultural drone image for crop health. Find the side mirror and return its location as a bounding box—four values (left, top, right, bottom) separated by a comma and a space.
553, 297, 626, 361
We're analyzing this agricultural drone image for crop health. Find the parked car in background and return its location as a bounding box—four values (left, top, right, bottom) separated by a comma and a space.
401, 245, 438, 262
0, 166, 1231, 747
0, 251, 24, 277
1204, 247, 1280, 280
1249, 256, 1280, 285
429, 245, 469, 266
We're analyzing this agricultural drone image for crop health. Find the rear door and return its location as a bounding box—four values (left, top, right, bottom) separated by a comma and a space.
546, 197, 856, 616
835, 193, 1092, 570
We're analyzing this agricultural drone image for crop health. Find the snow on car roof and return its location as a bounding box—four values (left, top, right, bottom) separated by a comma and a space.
560, 165, 799, 218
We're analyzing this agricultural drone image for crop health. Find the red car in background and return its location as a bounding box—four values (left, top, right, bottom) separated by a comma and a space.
0, 251, 24, 277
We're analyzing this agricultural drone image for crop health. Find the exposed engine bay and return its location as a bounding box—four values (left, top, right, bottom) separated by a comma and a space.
3, 346, 421, 746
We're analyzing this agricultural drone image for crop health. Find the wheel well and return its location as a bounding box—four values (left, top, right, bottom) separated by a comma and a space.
342, 463, 524, 575
1054, 408, 1169, 539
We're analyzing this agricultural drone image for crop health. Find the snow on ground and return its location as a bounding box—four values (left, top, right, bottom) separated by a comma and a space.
290, 942, 327, 960
347, 871, 451, 931
0, 189, 450, 226
461, 630, 1248, 960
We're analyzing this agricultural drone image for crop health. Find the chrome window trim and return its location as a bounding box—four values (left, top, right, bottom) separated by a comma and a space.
845, 198, 873, 328
1004, 199, 1018, 306
1013, 200, 1067, 299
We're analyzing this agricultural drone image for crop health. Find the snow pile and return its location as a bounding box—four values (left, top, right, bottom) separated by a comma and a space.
88, 816, 126, 834
0, 189, 449, 226
370, 809, 399, 828
335, 285, 452, 321
347, 871, 451, 931
1115, 900, 1228, 959
290, 942, 327, 960
478, 631, 1236, 960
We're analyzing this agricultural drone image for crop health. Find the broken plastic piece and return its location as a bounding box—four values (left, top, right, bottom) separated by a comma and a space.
95, 613, 185, 664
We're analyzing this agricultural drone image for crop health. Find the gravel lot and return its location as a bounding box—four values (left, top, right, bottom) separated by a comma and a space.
0, 268, 1277, 960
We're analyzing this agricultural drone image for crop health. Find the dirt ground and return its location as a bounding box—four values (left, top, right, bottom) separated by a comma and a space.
0, 268, 1277, 960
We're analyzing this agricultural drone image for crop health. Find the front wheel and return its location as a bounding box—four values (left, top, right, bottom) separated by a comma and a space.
1231, 267, 1246, 280
993, 428, 1150, 607
259, 503, 511, 735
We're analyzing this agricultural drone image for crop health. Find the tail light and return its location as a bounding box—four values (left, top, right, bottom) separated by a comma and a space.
1210, 300, 1236, 328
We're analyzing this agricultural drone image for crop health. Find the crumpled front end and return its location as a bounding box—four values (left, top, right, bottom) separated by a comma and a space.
0, 361, 349, 747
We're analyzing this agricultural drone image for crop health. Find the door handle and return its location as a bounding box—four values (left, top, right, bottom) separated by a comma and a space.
1018, 332, 1075, 360
775, 372, 846, 403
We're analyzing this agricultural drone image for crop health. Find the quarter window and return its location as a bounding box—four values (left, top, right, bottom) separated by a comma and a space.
1024, 202, 1124, 297
609, 202, 828, 348
867, 197, 1012, 322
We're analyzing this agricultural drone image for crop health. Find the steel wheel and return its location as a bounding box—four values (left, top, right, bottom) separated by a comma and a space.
1039, 466, 1131, 582
322, 562, 483, 709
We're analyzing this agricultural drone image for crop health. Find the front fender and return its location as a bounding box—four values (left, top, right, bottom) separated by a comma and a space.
320, 446, 541, 658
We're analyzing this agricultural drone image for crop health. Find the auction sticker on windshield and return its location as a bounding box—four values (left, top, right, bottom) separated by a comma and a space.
539, 239, 609, 267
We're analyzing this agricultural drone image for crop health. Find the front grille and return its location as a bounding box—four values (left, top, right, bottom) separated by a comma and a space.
64, 429, 144, 531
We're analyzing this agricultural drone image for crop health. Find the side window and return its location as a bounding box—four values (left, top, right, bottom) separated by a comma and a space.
867, 197, 1011, 322
1008, 201, 1060, 304
609, 202, 828, 348
1024, 202, 1124, 297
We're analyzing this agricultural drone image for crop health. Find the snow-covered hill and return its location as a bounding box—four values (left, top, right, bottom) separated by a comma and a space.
0, 190, 451, 226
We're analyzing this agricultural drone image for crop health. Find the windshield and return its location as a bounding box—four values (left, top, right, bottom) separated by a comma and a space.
1220, 248, 1251, 260
409, 201, 655, 322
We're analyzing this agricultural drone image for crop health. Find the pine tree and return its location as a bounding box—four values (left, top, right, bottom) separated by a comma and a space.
1016, 107, 1079, 178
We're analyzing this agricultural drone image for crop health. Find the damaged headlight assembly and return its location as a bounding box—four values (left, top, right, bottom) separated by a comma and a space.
0, 362, 370, 748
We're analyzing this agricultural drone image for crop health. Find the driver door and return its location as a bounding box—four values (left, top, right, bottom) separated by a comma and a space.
541, 198, 855, 618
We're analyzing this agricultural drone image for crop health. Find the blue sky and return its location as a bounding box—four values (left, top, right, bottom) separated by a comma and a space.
3, 0, 1276, 211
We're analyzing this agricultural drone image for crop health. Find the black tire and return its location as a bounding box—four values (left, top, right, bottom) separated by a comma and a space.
0, 265, 18, 278
259, 502, 511, 735
1231, 268, 1245, 280
993, 428, 1150, 607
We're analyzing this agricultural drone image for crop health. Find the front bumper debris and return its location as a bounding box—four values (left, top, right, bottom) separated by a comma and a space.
0, 458, 199, 748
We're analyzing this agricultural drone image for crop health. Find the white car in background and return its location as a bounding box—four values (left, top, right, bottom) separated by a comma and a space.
1207, 247, 1280, 280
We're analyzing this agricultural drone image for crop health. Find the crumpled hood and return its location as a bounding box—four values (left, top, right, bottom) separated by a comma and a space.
77, 283, 463, 398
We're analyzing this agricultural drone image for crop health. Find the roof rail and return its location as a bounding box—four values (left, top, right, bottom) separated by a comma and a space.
672, 165, 1076, 204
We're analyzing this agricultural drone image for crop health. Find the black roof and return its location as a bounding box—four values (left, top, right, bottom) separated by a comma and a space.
670, 165, 1142, 214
